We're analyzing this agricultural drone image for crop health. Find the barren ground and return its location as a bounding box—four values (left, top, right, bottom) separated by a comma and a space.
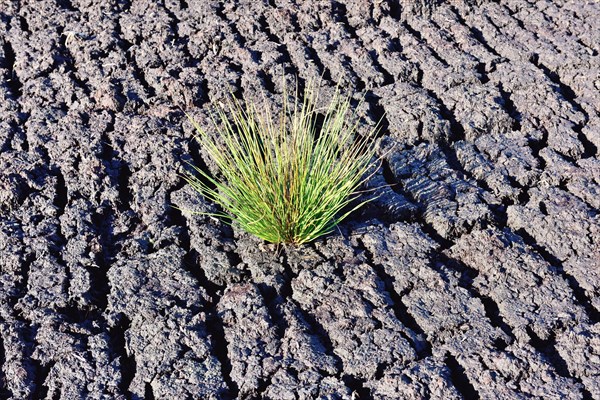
1, 0, 599, 399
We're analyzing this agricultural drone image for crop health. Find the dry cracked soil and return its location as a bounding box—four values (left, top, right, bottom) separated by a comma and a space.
1, 0, 599, 399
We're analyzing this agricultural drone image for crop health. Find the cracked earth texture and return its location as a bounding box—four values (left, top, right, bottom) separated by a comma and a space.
0, 0, 599, 399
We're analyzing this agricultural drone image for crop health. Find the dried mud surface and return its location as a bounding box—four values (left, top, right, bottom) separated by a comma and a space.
1, 0, 599, 399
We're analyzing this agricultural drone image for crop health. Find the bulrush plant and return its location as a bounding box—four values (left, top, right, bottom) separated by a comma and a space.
184, 82, 380, 245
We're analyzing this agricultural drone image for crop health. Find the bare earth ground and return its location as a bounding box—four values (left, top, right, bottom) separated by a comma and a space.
0, 0, 599, 399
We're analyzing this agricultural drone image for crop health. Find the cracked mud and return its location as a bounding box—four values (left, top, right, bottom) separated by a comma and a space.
1, 0, 599, 399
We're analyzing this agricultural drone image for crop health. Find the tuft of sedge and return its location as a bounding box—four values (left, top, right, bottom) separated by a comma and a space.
183, 80, 381, 245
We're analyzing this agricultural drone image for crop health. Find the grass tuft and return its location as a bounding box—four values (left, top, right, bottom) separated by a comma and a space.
184, 81, 380, 245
